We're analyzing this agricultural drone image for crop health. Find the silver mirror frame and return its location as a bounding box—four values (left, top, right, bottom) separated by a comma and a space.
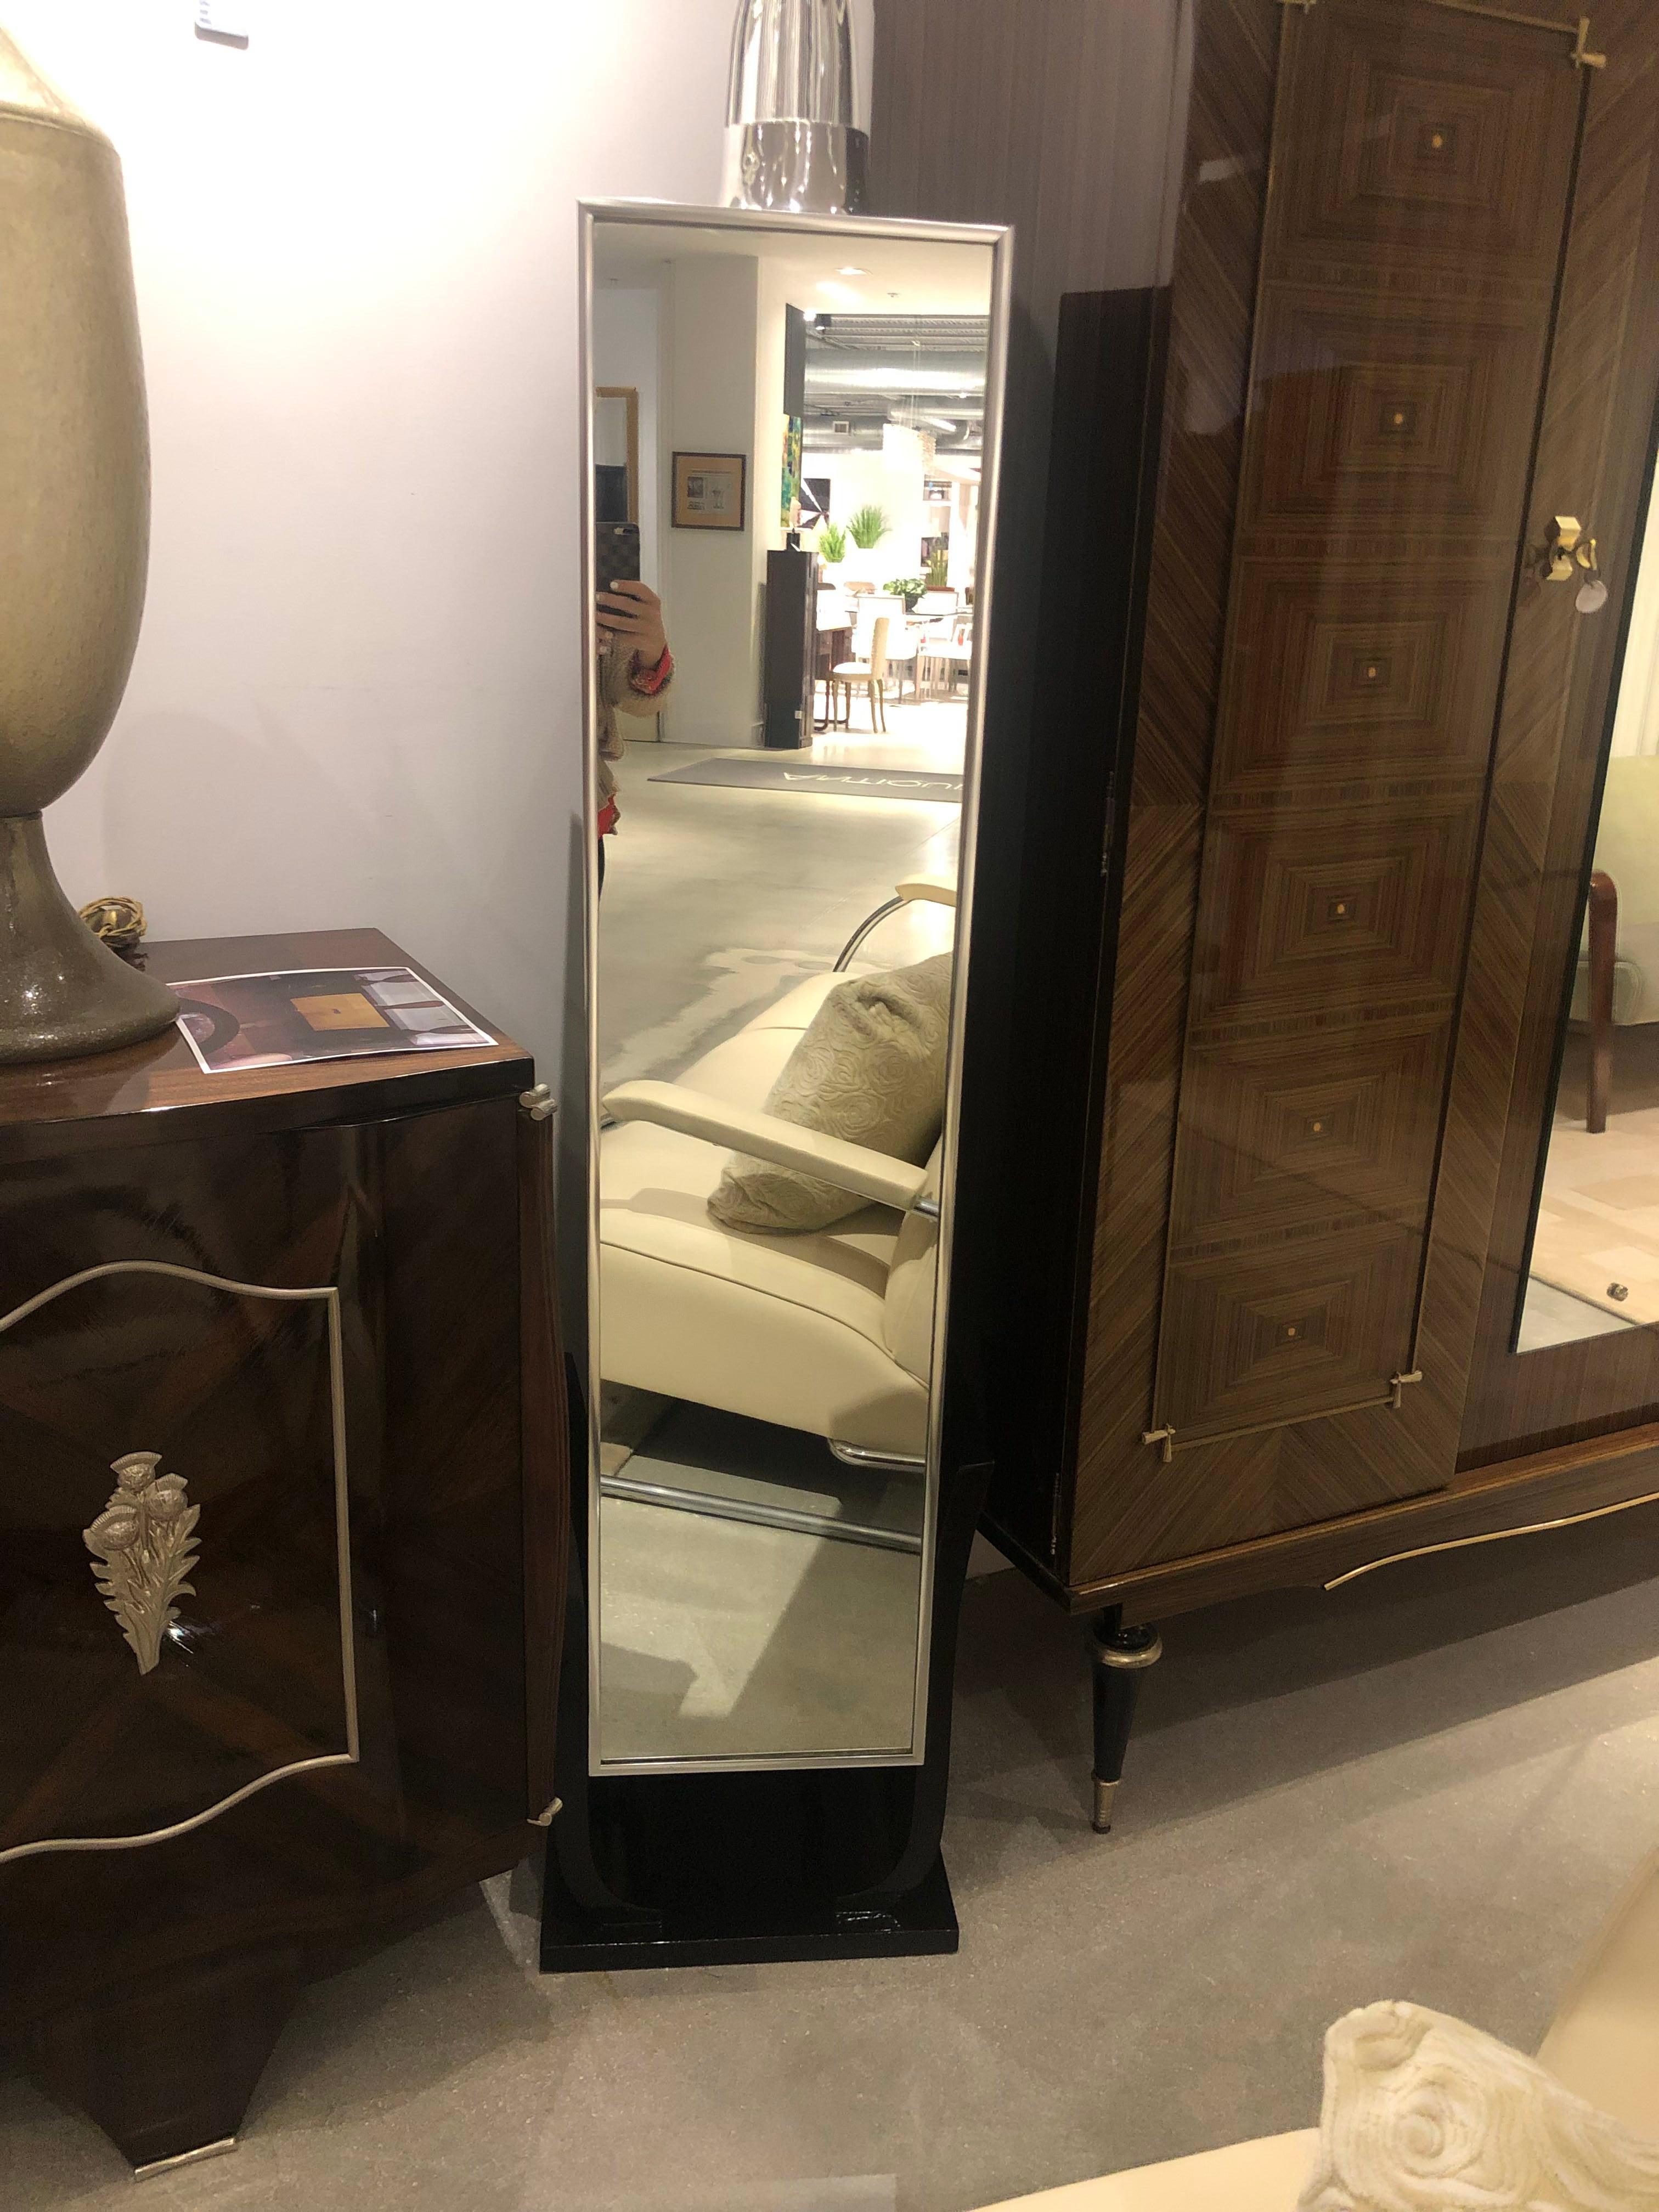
577, 199, 1013, 1776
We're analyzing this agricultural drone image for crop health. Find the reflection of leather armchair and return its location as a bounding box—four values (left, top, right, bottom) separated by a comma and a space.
1575, 754, 1659, 1131
975, 1843, 1659, 2209
599, 879, 955, 1466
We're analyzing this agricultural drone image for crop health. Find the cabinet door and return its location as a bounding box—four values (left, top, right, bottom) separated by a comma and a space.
0, 1099, 552, 2013
1075, 0, 1658, 1581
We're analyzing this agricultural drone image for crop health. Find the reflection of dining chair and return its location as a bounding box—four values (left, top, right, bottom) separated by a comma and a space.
832, 615, 890, 732
1574, 754, 1659, 1130
918, 616, 973, 701
884, 620, 922, 704
596, 877, 958, 1468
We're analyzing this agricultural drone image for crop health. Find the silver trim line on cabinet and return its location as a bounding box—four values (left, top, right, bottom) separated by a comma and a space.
578, 201, 1013, 1778
0, 1259, 360, 1865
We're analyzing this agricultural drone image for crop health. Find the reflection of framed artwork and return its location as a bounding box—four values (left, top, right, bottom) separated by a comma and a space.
780, 415, 803, 531
672, 451, 747, 531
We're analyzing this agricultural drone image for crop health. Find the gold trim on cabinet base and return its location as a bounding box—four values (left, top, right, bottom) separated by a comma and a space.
1324, 1482, 1659, 1590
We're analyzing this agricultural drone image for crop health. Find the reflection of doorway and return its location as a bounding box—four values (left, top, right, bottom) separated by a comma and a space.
594, 385, 639, 524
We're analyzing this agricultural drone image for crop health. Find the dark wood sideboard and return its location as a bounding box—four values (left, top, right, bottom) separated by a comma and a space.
0, 929, 565, 2175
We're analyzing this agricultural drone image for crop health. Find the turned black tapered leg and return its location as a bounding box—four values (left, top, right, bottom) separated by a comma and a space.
1088, 1606, 1163, 1833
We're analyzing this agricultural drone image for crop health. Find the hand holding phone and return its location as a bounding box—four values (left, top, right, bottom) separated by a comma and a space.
597, 577, 668, 670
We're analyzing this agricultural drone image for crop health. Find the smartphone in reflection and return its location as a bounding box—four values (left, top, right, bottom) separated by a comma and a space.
595, 521, 641, 600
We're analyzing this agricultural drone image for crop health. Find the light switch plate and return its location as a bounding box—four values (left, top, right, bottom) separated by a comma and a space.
195, 1, 251, 46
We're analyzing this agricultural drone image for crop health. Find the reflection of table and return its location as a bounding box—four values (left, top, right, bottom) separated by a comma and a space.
814, 625, 851, 730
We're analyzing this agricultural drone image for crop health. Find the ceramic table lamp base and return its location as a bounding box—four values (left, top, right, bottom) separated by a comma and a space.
0, 815, 177, 1063
0, 30, 178, 1063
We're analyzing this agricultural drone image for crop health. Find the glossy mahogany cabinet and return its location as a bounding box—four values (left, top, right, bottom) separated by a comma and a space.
874, 0, 1659, 1651
0, 930, 564, 2172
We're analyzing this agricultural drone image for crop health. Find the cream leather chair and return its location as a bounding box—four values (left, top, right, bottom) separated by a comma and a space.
599, 877, 956, 1468
974, 1845, 1659, 2208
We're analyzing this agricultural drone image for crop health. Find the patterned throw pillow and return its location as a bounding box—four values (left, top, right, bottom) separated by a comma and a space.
1298, 2001, 1659, 2212
709, 956, 952, 1232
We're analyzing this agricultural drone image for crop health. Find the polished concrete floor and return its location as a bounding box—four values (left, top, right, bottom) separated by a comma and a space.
10, 1508, 1659, 2210
598, 1403, 924, 1764
597, 736, 958, 1087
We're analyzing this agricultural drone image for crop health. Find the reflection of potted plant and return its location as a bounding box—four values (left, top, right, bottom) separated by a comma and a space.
816, 520, 848, 568
843, 504, 891, 585
885, 574, 927, 612
848, 504, 891, 551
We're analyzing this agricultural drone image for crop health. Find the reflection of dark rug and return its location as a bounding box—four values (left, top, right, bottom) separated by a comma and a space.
650, 754, 962, 803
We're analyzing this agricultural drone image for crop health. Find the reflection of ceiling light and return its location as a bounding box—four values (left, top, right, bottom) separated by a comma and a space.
838, 265, 867, 275
922, 415, 957, 431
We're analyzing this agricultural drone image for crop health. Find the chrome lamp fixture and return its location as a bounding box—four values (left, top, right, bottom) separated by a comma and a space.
0, 29, 177, 1063
721, 0, 868, 216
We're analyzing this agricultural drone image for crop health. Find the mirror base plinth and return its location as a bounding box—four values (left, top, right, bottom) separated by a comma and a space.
0, 814, 179, 1064
541, 1841, 956, 1972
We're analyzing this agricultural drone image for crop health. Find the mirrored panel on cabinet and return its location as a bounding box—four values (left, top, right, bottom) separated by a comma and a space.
1517, 490, 1659, 1356
580, 205, 1005, 1773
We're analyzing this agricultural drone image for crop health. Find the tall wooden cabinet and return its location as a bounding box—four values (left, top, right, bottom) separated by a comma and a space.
874, 0, 1659, 1809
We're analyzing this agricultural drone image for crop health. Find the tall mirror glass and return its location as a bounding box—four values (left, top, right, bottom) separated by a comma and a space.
580, 205, 1007, 1772
1519, 490, 1659, 1352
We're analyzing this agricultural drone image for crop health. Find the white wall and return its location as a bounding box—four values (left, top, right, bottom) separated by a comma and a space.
10, 0, 747, 1099
659, 253, 761, 748
805, 442, 930, 582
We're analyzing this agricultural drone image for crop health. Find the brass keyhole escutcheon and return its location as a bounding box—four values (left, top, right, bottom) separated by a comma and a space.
1544, 514, 1601, 586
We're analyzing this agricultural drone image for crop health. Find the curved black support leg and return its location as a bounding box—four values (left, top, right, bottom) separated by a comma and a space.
1088, 1606, 1162, 1834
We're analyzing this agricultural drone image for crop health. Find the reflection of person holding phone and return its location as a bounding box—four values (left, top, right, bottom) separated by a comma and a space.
596, 578, 673, 890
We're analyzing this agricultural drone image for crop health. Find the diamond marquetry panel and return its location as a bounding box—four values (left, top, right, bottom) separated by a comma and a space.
1215, 561, 1514, 788
1159, 1224, 1421, 1438
1272, 3, 1585, 279
1244, 298, 1544, 529
1191, 802, 1479, 1029
1171, 1020, 1447, 1246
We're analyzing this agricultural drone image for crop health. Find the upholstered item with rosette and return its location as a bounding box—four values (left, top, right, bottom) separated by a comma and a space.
1297, 1999, 1659, 2212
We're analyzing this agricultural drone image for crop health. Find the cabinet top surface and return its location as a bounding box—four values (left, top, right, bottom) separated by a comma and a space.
0, 929, 531, 1136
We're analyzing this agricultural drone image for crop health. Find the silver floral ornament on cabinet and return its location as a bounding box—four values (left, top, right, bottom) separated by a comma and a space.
83, 1452, 201, 1674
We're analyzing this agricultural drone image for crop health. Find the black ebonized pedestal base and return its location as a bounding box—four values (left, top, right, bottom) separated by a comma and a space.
542, 1845, 957, 1971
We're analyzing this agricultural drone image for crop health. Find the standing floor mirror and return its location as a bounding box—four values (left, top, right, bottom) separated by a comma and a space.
546, 202, 1009, 1961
